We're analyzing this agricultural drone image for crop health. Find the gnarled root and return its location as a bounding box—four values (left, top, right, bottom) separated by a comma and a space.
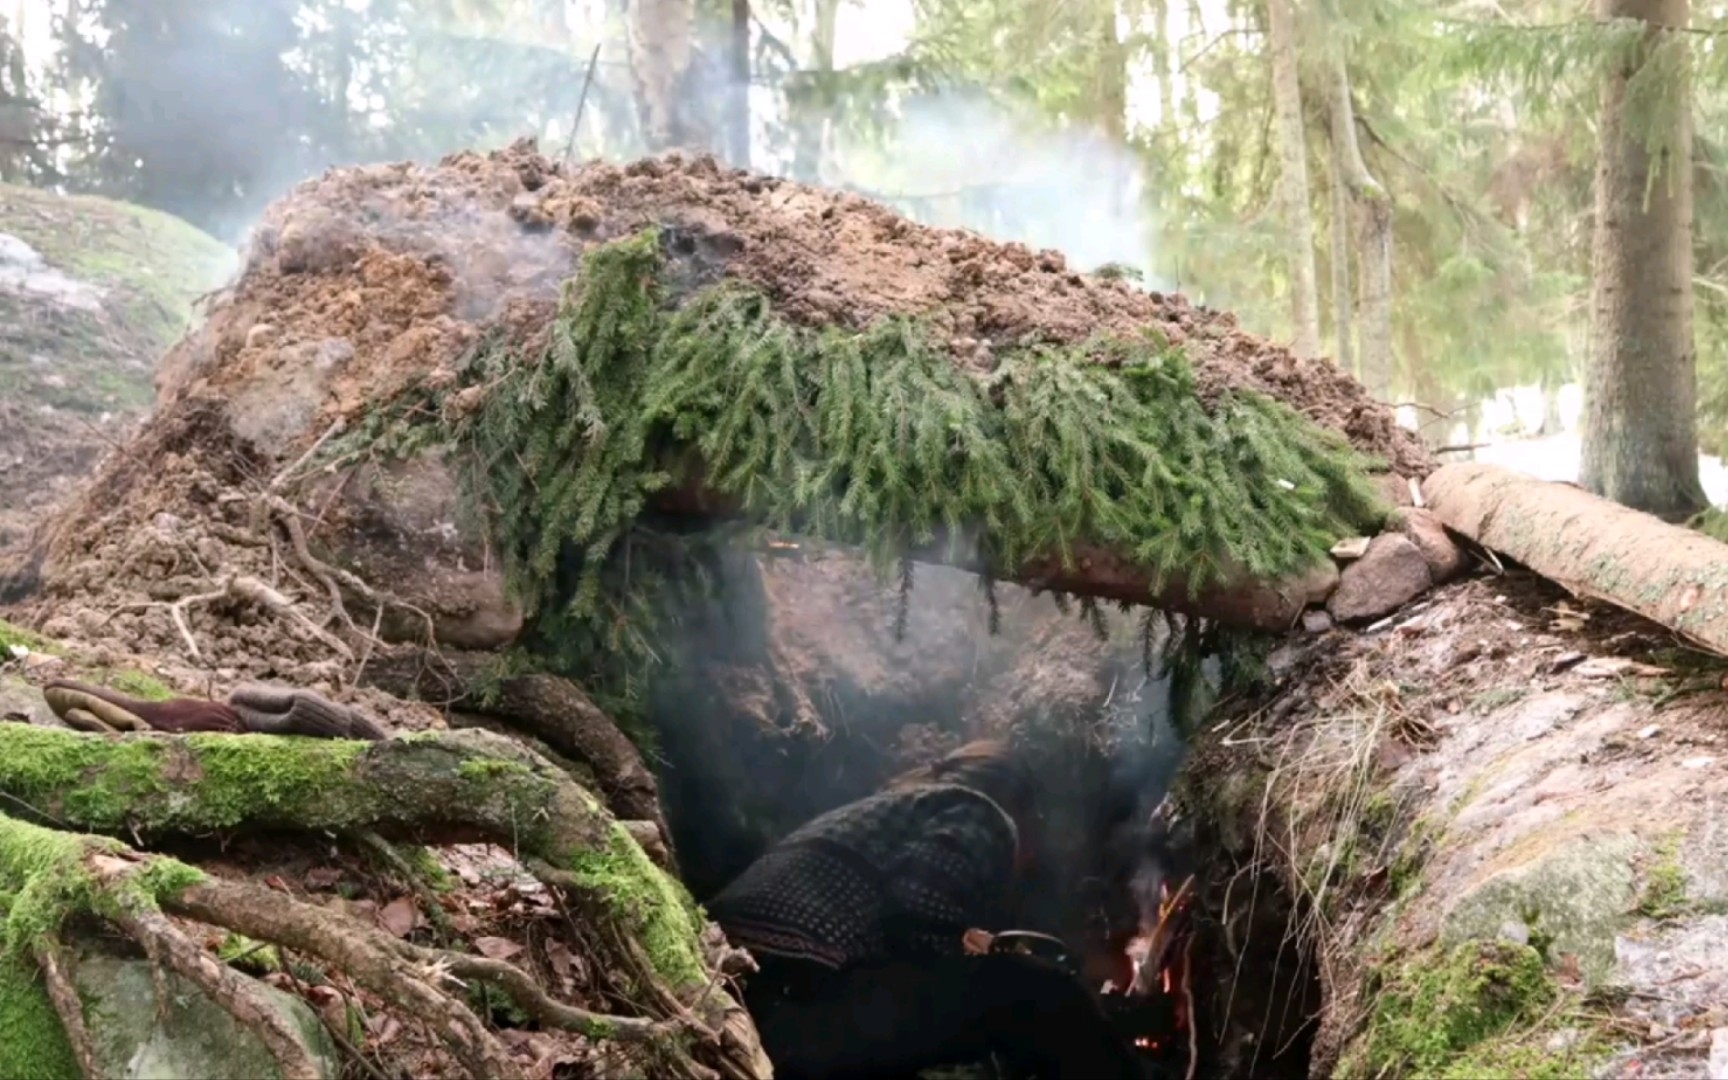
0, 726, 770, 1079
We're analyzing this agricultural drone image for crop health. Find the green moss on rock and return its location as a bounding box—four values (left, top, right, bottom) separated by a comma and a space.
1344, 940, 1555, 1078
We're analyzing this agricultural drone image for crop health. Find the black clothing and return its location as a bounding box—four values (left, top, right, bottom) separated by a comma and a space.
711, 781, 1144, 1079
708, 783, 1020, 969
747, 952, 1148, 1080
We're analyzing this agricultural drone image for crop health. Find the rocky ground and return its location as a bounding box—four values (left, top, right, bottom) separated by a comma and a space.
1190, 566, 1728, 1079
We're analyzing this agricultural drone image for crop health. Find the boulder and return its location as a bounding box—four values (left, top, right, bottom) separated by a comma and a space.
1326, 533, 1434, 623
1395, 507, 1466, 585
76, 950, 340, 1080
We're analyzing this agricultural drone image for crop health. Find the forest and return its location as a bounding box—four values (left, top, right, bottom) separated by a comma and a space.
3, 0, 1726, 503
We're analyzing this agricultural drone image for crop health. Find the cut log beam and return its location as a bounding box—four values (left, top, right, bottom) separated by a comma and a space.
654, 483, 1345, 631
1423, 462, 1728, 659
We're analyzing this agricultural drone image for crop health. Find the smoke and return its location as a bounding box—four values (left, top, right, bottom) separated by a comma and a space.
823, 90, 1165, 285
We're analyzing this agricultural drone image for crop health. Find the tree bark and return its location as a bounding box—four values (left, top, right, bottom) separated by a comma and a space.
1328, 140, 1355, 375
359, 650, 671, 844
1424, 462, 1728, 658
729, 0, 751, 167
1579, 0, 1708, 521
1327, 56, 1393, 399
1266, 0, 1323, 360
627, 0, 696, 152
788, 0, 840, 182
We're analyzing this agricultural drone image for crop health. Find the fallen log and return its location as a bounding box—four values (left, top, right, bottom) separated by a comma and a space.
1423, 462, 1728, 658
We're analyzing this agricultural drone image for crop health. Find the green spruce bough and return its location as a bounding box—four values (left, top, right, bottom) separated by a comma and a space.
356, 228, 1386, 708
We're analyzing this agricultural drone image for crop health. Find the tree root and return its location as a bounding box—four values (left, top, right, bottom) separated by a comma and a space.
87, 853, 328, 1080
33, 939, 101, 1080
0, 726, 770, 1079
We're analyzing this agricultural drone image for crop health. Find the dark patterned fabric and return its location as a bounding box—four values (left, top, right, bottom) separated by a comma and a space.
708, 783, 1020, 970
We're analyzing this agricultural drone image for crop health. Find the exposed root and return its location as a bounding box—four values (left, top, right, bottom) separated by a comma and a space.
83, 852, 326, 1080
33, 939, 101, 1080
111, 573, 355, 666
167, 873, 528, 1080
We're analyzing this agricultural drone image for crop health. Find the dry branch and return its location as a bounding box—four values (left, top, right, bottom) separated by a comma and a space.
1423, 463, 1728, 658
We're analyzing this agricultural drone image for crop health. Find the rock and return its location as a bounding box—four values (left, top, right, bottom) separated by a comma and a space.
1376, 471, 1418, 509
1394, 507, 1466, 584
76, 949, 341, 1079
1709, 1027, 1728, 1080
1441, 832, 1637, 983
1330, 536, 1371, 561
1301, 609, 1333, 634
1326, 534, 1434, 624
0, 675, 51, 723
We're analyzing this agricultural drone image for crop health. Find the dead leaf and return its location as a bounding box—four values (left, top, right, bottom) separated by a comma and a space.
304, 866, 343, 890
378, 895, 420, 938
474, 936, 526, 961
545, 939, 580, 992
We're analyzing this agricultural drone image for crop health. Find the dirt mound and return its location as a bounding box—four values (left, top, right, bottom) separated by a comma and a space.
14, 137, 1424, 691
161, 139, 1426, 474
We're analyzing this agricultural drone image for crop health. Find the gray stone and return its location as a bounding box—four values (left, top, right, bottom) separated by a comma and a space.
0, 675, 51, 724
1301, 609, 1333, 634
1395, 507, 1467, 585
1441, 832, 1638, 984
1326, 533, 1434, 623
77, 951, 340, 1079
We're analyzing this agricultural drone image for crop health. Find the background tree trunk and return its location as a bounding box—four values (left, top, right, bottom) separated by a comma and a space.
729, 0, 751, 167
788, 0, 839, 181
1267, 0, 1322, 359
1328, 56, 1394, 399
1579, 0, 1708, 521
1329, 144, 1355, 375
627, 0, 696, 151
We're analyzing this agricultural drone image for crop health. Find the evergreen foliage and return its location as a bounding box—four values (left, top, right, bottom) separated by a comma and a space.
356, 229, 1386, 713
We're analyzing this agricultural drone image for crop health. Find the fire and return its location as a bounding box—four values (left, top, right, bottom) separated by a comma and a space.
1108, 872, 1199, 1077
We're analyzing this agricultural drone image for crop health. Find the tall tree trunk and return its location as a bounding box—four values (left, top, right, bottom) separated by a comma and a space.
1327, 56, 1394, 399
1579, 0, 1707, 521
729, 0, 751, 167
1328, 147, 1355, 375
627, 0, 696, 152
1152, 0, 1175, 128
1094, 0, 1127, 143
1266, 0, 1322, 359
787, 0, 839, 181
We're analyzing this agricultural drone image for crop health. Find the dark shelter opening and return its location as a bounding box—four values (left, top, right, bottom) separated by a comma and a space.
640, 544, 1322, 1078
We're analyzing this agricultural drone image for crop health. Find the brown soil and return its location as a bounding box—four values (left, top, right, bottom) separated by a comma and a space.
163, 138, 1429, 477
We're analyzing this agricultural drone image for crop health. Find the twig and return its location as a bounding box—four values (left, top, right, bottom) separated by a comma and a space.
355, 831, 456, 940
270, 417, 347, 492
561, 43, 603, 162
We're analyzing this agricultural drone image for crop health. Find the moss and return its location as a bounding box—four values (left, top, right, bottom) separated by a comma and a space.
102, 669, 177, 703
1636, 833, 1689, 919
565, 822, 706, 991
0, 620, 61, 658
402, 846, 457, 893
0, 726, 372, 834
170, 735, 372, 830
0, 183, 235, 355
0, 726, 173, 829
1346, 940, 1556, 1078
218, 932, 284, 974
0, 956, 80, 1080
